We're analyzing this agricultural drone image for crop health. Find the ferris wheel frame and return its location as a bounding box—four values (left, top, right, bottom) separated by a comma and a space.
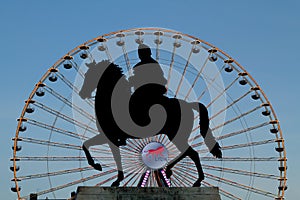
11, 27, 287, 200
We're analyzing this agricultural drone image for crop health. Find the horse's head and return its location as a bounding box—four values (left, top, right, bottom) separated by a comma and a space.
79, 60, 110, 99
79, 60, 126, 99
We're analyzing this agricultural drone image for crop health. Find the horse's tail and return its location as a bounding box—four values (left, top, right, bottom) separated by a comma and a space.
190, 102, 209, 137
191, 102, 222, 158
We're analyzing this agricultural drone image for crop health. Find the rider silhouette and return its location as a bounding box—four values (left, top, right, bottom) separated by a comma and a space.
128, 44, 169, 130
129, 44, 167, 96
109, 44, 168, 146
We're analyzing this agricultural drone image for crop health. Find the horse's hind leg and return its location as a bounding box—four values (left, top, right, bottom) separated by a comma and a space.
109, 142, 124, 187
166, 145, 204, 187
185, 146, 205, 187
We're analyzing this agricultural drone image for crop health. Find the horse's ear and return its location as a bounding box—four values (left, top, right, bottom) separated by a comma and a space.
86, 60, 96, 68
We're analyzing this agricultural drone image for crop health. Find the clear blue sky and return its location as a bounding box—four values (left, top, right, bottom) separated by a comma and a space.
1, 0, 299, 199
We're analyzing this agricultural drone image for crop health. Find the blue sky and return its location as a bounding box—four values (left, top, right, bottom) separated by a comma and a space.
1, 0, 299, 199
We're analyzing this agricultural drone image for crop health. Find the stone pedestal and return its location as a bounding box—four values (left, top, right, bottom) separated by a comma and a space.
75, 187, 221, 200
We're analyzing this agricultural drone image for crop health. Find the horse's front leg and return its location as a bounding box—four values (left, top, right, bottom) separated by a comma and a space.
82, 134, 107, 171
108, 142, 124, 187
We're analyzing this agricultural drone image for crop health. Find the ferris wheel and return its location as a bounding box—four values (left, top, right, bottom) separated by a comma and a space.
11, 28, 287, 200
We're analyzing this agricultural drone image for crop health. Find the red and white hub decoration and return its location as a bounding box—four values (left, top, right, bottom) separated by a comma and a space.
141, 142, 168, 170
139, 142, 171, 187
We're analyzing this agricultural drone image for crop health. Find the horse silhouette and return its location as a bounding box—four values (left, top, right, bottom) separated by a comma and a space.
79, 59, 222, 187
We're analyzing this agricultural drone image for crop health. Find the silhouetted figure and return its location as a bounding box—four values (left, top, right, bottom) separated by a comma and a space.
129, 44, 167, 96
79, 52, 222, 187
128, 44, 169, 128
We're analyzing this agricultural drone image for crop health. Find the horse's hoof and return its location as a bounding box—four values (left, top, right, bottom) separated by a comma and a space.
210, 143, 222, 158
192, 179, 202, 187
92, 163, 102, 171
111, 180, 120, 187
165, 168, 173, 178
118, 171, 124, 180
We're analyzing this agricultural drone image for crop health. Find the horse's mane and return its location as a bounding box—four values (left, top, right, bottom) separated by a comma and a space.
98, 60, 124, 78
89, 60, 128, 94
86, 59, 125, 83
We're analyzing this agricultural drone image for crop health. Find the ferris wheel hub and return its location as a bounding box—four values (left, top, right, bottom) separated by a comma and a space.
141, 142, 168, 170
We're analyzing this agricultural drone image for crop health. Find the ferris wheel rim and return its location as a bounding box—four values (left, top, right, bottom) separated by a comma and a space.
11, 27, 287, 199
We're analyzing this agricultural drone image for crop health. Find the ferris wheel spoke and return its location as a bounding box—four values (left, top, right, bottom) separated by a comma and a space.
202, 164, 278, 180
199, 157, 280, 162
12, 156, 118, 162
18, 136, 108, 154
172, 166, 194, 186
172, 173, 189, 186
26, 118, 89, 140
216, 121, 270, 141
154, 32, 162, 62
188, 61, 224, 101
43, 85, 95, 121
180, 162, 279, 180
185, 57, 210, 101
174, 165, 199, 182
23, 168, 118, 198
190, 121, 269, 146
56, 72, 80, 93
33, 101, 98, 135
209, 90, 252, 121
122, 158, 143, 169
161, 137, 177, 154
18, 137, 80, 150
211, 105, 263, 131
175, 165, 241, 197
192, 75, 241, 120
123, 166, 146, 186
166, 45, 177, 92
96, 174, 119, 186
17, 166, 93, 181
191, 62, 224, 101
120, 149, 143, 159
128, 138, 149, 152
206, 76, 239, 107
204, 173, 277, 198
121, 42, 131, 74
202, 180, 242, 200
69, 60, 85, 80
55, 72, 94, 107
130, 169, 149, 186
155, 134, 168, 148
122, 140, 144, 154
120, 148, 142, 158
174, 48, 193, 97
121, 157, 143, 167
104, 45, 113, 62
217, 139, 276, 151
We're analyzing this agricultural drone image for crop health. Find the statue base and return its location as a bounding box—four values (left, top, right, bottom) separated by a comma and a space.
75, 187, 221, 200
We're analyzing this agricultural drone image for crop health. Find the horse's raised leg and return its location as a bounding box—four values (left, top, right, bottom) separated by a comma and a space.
83, 135, 125, 186
109, 142, 124, 187
82, 134, 108, 171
